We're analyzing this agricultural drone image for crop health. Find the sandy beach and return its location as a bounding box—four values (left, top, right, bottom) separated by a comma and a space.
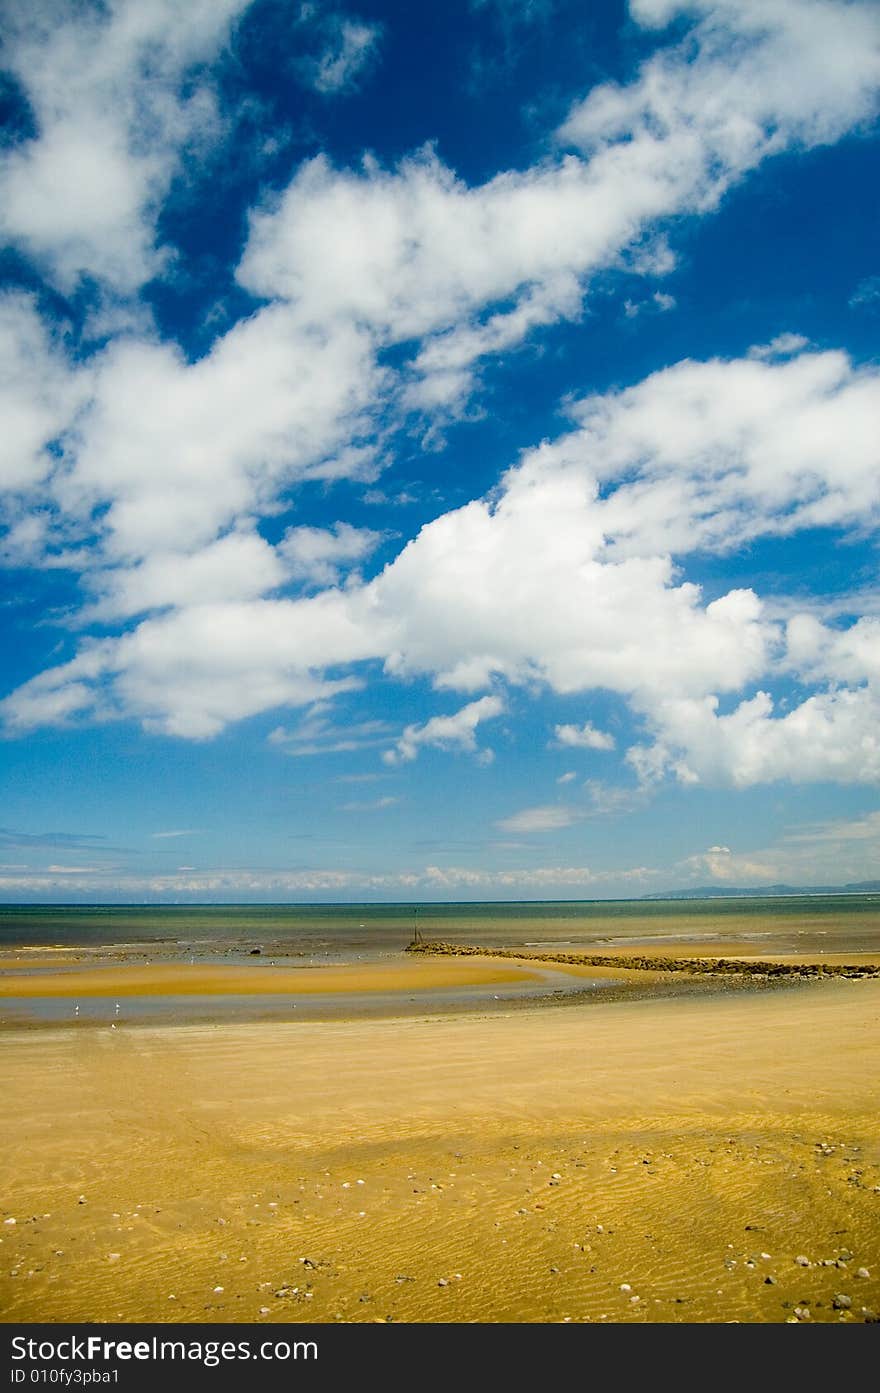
2, 954, 878, 1325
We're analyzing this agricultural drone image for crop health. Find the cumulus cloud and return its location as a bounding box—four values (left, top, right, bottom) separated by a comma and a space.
239, 0, 880, 413
628, 686, 880, 788
538, 347, 880, 559
384, 694, 505, 764
0, 597, 378, 738
0, 0, 251, 293
82, 530, 287, 622
553, 721, 615, 751
49, 308, 384, 564
278, 522, 382, 588
0, 291, 86, 494
5, 334, 879, 778
2, 4, 880, 801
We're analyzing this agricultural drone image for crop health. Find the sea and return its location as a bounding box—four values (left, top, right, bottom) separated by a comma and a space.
1, 894, 879, 958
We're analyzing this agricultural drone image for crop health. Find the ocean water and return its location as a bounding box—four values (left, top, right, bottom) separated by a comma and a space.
1, 895, 878, 957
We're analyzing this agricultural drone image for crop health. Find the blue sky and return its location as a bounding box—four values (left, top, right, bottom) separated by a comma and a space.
1, 0, 879, 903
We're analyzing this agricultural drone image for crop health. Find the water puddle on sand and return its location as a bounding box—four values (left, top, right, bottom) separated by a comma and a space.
0, 968, 611, 1027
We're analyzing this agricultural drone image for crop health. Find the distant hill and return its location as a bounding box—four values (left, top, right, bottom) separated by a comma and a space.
640, 881, 880, 900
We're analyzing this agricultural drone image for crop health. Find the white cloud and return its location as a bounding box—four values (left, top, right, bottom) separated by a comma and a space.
384, 694, 504, 764
5, 338, 878, 771
628, 686, 880, 789
0, 0, 251, 293
553, 721, 615, 751
278, 522, 382, 588
310, 17, 381, 94
496, 804, 577, 833
681, 807, 880, 887
850, 275, 880, 310
749, 332, 810, 359
0, 597, 379, 738
782, 809, 880, 846
2, 5, 879, 790
82, 530, 287, 622
239, 0, 880, 414
0, 859, 655, 899
372, 466, 775, 701
52, 308, 384, 563
556, 771, 576, 784
541, 347, 880, 558
268, 709, 393, 757
565, 1, 880, 165
339, 795, 399, 812
0, 291, 86, 494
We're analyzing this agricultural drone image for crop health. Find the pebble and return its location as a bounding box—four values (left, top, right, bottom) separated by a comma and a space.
620, 1283, 631, 1292
438, 1278, 449, 1287
795, 1255, 810, 1267
856, 1268, 870, 1279
213, 1286, 224, 1294
764, 1276, 776, 1285
3, 1219, 15, 1226
832, 1294, 851, 1310
259, 1307, 270, 1315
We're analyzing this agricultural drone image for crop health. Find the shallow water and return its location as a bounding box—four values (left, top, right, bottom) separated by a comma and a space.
1, 894, 878, 954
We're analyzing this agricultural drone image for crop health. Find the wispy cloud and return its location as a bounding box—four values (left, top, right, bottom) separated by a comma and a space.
553, 722, 615, 752
849, 275, 880, 311
269, 709, 394, 758
339, 795, 400, 813
496, 805, 577, 834
306, 15, 382, 95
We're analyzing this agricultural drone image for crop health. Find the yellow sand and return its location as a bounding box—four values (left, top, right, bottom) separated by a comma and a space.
0, 956, 540, 997
1, 976, 879, 1324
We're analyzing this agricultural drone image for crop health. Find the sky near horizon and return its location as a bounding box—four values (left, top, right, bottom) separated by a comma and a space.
0, 0, 879, 903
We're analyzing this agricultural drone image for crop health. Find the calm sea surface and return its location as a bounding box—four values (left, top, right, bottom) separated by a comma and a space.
1, 896, 878, 956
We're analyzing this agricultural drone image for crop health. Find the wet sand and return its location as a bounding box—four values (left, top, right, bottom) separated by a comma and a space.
1, 971, 879, 1324
0, 956, 543, 998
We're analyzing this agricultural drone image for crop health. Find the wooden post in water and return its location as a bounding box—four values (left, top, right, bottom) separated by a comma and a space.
410, 905, 423, 947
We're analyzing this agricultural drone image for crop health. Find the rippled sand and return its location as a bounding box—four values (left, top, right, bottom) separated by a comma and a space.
2, 973, 879, 1324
